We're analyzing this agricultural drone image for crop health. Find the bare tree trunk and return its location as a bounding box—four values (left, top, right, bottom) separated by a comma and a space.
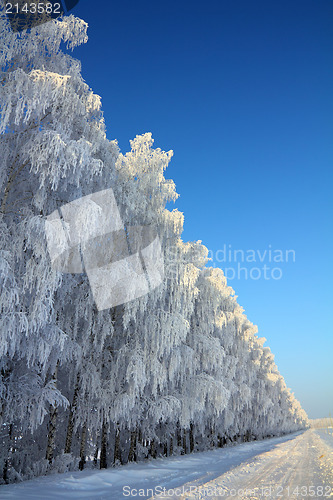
45, 403, 58, 463
138, 427, 143, 447
189, 422, 194, 453
93, 435, 99, 467
113, 424, 121, 464
78, 422, 87, 471
177, 421, 182, 449
169, 434, 173, 456
218, 434, 225, 447
100, 418, 108, 469
128, 429, 137, 462
149, 439, 157, 459
64, 373, 80, 454
2, 424, 13, 484
182, 428, 187, 455
45, 364, 59, 463
210, 425, 215, 448
138, 427, 148, 459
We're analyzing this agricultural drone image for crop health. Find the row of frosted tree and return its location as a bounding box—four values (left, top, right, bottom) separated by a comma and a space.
0, 13, 308, 483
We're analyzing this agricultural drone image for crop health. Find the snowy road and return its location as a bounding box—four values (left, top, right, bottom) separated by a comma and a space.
156, 429, 333, 499
1, 429, 332, 499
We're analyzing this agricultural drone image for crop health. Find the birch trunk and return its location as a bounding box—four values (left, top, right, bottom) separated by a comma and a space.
2, 424, 13, 484
45, 403, 58, 463
163, 441, 168, 457
169, 434, 174, 456
45, 364, 59, 463
93, 436, 99, 467
100, 418, 108, 469
64, 373, 80, 454
113, 424, 122, 464
189, 422, 194, 453
128, 429, 137, 462
177, 421, 182, 449
78, 422, 87, 471
182, 428, 187, 455
149, 439, 157, 459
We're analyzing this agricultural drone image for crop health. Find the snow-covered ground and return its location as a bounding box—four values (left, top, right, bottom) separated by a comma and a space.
1, 429, 332, 499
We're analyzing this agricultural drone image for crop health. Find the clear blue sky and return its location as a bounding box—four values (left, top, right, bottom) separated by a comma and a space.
69, 0, 333, 419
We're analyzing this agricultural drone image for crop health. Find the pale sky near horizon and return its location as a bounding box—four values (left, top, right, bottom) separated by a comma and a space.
66, 0, 332, 419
